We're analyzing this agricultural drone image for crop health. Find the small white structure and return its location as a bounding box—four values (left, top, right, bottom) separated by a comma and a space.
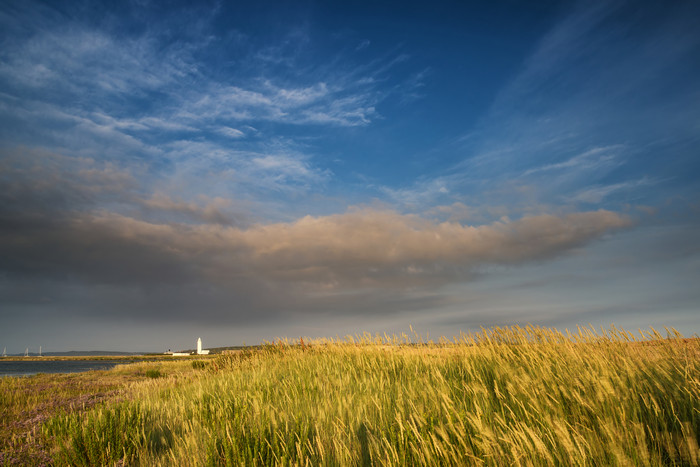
168, 337, 210, 356
197, 337, 210, 355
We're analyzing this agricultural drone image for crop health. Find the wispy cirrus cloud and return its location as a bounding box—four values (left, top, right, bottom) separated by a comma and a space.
0, 26, 198, 101
521, 145, 624, 177
161, 139, 331, 197
380, 178, 452, 211
0, 4, 400, 135
183, 81, 376, 127
216, 127, 246, 139
569, 177, 658, 204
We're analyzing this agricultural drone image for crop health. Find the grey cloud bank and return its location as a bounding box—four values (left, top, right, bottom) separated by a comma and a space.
0, 148, 631, 325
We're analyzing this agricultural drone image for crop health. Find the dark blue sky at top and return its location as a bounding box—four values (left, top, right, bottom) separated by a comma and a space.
2, 1, 563, 184
3, 0, 697, 202
0, 0, 698, 351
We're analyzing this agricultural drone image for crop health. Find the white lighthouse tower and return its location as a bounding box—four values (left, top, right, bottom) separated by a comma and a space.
196, 337, 210, 355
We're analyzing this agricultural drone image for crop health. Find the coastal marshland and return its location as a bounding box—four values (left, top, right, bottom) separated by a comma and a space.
2, 325, 699, 466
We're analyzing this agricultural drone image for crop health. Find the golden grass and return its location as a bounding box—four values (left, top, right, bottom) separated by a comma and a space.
5, 325, 700, 466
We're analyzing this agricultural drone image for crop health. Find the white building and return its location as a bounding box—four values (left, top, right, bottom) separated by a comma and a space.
167, 337, 210, 356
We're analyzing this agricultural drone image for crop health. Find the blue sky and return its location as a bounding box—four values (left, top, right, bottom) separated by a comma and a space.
1, 0, 698, 352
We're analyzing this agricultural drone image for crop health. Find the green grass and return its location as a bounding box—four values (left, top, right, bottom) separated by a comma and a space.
5, 325, 700, 465
145, 369, 163, 379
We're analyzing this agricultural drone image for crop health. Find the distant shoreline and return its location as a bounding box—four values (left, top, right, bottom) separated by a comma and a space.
0, 354, 209, 362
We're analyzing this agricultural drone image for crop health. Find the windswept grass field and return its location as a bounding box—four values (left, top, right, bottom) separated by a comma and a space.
2, 326, 699, 466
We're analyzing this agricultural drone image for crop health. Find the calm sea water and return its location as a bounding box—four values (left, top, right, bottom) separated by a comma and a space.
0, 360, 123, 377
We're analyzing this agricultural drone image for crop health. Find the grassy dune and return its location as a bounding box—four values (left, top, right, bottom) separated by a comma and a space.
3, 326, 699, 466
